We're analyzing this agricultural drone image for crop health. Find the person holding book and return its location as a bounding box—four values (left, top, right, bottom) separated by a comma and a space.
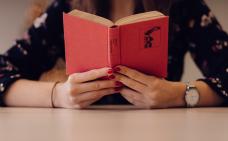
0, 0, 227, 109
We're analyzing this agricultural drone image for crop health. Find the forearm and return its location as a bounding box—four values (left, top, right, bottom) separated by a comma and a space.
174, 81, 224, 107
195, 81, 224, 106
4, 79, 55, 107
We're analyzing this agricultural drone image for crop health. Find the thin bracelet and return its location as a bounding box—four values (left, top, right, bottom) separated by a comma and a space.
51, 81, 60, 108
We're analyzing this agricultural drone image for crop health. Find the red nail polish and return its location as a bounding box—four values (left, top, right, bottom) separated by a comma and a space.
108, 75, 115, 79
113, 67, 121, 72
115, 81, 123, 87
107, 69, 113, 74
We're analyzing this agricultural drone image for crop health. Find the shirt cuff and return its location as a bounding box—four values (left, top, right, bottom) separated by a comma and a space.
0, 73, 23, 106
198, 77, 228, 100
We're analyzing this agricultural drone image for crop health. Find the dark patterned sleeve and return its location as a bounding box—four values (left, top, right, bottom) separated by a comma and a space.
167, 0, 189, 81
171, 0, 228, 100
0, 0, 71, 106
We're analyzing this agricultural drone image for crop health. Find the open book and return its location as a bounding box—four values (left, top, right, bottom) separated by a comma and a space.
63, 9, 169, 77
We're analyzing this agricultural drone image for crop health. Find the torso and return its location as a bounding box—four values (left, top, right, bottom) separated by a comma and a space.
110, 0, 135, 22
40, 0, 145, 83
40, 0, 136, 82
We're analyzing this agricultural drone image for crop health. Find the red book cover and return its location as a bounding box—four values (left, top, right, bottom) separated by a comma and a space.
63, 10, 169, 78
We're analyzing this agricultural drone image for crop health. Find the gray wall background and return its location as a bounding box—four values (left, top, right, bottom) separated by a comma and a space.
0, 0, 227, 81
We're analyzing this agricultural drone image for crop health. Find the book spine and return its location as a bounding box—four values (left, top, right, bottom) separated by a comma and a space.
108, 26, 121, 67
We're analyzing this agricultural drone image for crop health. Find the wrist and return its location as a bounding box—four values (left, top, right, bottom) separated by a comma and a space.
52, 82, 64, 108
170, 82, 186, 107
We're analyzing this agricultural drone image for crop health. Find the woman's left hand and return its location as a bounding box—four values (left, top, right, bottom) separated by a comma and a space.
114, 65, 186, 109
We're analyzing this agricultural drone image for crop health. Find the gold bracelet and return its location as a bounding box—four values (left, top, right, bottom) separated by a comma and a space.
51, 81, 60, 108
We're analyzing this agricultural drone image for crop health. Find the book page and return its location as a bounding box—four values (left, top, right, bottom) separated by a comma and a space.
69, 9, 114, 27
68, 10, 165, 27
115, 11, 165, 26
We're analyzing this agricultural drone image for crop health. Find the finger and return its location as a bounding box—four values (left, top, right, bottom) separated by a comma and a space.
77, 97, 102, 109
121, 92, 145, 107
115, 74, 147, 93
69, 67, 113, 83
76, 80, 117, 93
120, 88, 145, 103
72, 88, 119, 104
114, 65, 151, 85
120, 88, 156, 109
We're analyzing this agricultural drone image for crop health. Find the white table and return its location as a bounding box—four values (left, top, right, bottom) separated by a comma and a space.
0, 106, 227, 141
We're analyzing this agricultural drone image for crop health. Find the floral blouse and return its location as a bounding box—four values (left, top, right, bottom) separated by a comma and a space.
0, 0, 227, 106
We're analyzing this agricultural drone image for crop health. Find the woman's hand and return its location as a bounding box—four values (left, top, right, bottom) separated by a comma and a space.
114, 65, 186, 109
53, 67, 121, 109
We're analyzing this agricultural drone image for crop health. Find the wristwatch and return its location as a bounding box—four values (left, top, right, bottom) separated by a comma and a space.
184, 82, 200, 108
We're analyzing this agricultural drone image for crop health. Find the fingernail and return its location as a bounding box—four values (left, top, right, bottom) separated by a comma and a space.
115, 81, 123, 87
113, 67, 121, 72
107, 69, 113, 75
115, 87, 122, 91
108, 75, 115, 79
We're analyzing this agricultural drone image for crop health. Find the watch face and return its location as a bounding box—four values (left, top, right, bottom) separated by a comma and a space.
185, 88, 200, 107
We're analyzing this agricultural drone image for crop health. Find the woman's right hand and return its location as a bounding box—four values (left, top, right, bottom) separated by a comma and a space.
53, 67, 122, 109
